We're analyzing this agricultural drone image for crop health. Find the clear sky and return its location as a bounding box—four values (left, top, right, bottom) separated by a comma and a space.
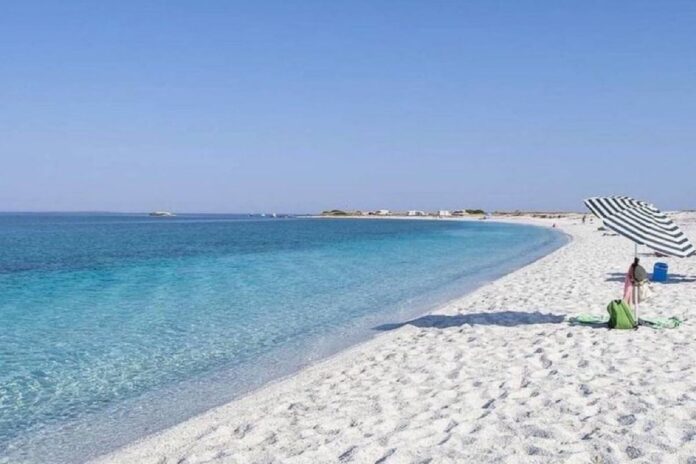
2, 1, 695, 213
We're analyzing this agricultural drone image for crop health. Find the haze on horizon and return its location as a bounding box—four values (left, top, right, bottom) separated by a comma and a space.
2, 1, 695, 214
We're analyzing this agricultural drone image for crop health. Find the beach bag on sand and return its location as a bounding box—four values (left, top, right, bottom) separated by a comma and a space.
638, 283, 653, 302
607, 300, 637, 330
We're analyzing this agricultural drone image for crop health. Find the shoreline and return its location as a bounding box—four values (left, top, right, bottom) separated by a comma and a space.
91, 213, 696, 462
1, 217, 566, 464
88, 215, 573, 464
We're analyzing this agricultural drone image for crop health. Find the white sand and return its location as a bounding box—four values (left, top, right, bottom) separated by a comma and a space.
92, 215, 696, 464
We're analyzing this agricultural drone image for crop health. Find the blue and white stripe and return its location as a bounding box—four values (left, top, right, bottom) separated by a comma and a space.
584, 196, 648, 219
584, 196, 695, 258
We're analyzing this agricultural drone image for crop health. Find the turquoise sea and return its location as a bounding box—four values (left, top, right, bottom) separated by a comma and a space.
0, 214, 565, 463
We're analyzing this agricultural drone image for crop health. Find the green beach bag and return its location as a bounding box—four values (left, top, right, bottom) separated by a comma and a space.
607, 299, 637, 330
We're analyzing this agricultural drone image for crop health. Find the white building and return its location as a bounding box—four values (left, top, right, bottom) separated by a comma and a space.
438, 210, 452, 217
376, 209, 391, 216
407, 210, 426, 216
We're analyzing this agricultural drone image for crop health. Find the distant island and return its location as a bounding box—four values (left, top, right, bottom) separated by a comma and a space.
319, 209, 573, 220
320, 209, 487, 218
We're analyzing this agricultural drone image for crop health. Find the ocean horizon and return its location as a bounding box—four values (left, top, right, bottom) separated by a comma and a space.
0, 214, 566, 463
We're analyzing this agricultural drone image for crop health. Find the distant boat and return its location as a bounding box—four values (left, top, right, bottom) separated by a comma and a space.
149, 211, 175, 217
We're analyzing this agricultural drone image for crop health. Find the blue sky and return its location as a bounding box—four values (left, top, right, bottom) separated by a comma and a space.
2, 1, 695, 213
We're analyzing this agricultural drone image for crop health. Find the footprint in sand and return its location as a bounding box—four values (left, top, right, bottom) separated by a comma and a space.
625, 446, 643, 459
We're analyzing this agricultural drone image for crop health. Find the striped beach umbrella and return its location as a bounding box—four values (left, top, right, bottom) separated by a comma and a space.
584, 196, 649, 219
584, 196, 695, 258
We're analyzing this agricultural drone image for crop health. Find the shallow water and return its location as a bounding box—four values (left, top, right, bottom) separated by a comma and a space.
0, 214, 565, 463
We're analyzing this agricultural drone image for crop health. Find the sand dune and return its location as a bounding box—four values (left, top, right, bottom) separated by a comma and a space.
92, 215, 696, 463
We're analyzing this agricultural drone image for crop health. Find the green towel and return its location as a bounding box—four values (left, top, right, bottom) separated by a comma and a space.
571, 314, 608, 324
638, 317, 682, 329
569, 314, 682, 329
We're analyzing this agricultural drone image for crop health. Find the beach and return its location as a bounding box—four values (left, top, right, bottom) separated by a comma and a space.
92, 214, 696, 464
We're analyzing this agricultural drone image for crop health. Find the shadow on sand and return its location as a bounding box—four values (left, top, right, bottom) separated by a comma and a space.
374, 311, 566, 331
605, 272, 696, 284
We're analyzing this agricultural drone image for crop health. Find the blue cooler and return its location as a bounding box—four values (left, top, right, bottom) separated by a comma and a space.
653, 262, 668, 282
